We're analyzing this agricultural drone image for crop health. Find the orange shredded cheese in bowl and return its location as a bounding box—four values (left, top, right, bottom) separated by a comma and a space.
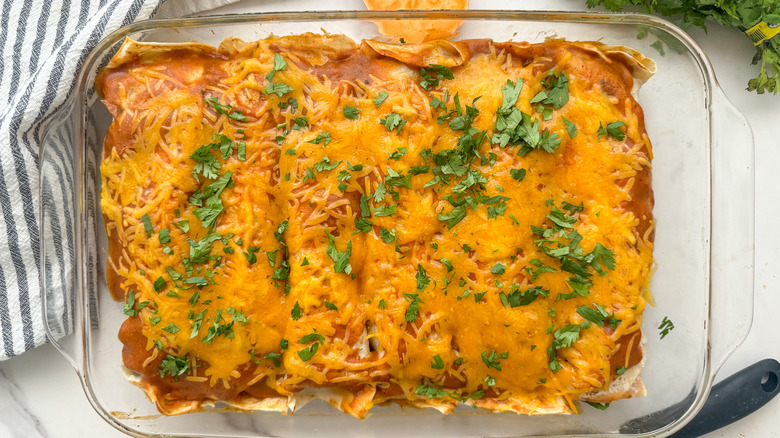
363, 0, 468, 43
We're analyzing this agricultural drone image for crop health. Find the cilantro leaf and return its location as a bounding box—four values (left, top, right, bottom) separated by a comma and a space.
373, 204, 397, 217
437, 205, 467, 229
380, 112, 407, 135
343, 106, 361, 120
291, 301, 302, 320
576, 304, 609, 326
415, 384, 451, 399
597, 121, 626, 141
510, 168, 527, 182
658, 316, 675, 339
379, 227, 396, 243
403, 293, 422, 322
141, 214, 153, 237
159, 354, 190, 380
500, 79, 524, 112
265, 81, 294, 97
562, 116, 578, 139
354, 217, 373, 233
204, 98, 245, 121
415, 264, 430, 291
313, 156, 342, 172
373, 91, 389, 107
481, 350, 508, 371
162, 323, 180, 334
190, 144, 221, 181
308, 131, 332, 147
297, 342, 319, 361
325, 230, 352, 274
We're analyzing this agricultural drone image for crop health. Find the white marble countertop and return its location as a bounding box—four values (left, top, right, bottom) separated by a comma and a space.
2, 0, 779, 437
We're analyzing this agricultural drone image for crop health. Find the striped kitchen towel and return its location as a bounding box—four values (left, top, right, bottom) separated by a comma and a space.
0, 0, 237, 360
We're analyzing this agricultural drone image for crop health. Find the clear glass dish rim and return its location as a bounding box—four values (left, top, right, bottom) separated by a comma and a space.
59, 9, 729, 438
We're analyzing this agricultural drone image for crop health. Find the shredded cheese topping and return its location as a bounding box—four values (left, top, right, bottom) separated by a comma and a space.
99, 34, 654, 417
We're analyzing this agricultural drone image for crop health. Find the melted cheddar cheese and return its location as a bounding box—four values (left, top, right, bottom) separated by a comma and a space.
99, 34, 654, 417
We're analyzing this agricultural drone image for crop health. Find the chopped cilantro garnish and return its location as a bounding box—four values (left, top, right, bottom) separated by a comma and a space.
415, 264, 431, 291
491, 263, 506, 275
388, 147, 407, 160
359, 195, 371, 218
291, 301, 302, 320
325, 230, 352, 274
380, 112, 407, 135
159, 271, 180, 287
141, 214, 153, 237
123, 291, 147, 317
379, 227, 396, 243
419, 64, 454, 90
237, 141, 246, 161
313, 156, 342, 172
437, 205, 467, 229
162, 323, 180, 334
241, 247, 257, 265
414, 384, 451, 399
659, 316, 675, 339
158, 228, 170, 244
267, 53, 287, 80
308, 131, 332, 147
562, 116, 577, 139
153, 276, 166, 292
373, 91, 389, 107
265, 81, 294, 98
373, 204, 397, 217
538, 71, 570, 109
510, 168, 527, 182
597, 121, 626, 141
431, 354, 445, 369
159, 354, 190, 380
499, 285, 550, 308
297, 342, 319, 361
354, 217, 373, 233
547, 323, 590, 372
576, 304, 610, 326
403, 293, 422, 322
343, 106, 361, 120
481, 350, 508, 371
204, 97, 246, 121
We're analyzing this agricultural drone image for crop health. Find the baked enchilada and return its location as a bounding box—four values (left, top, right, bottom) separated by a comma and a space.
97, 33, 655, 418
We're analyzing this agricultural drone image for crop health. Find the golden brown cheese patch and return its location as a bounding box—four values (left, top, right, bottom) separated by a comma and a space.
98, 34, 654, 418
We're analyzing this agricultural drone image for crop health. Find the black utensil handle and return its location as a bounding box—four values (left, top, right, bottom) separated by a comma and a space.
669, 358, 780, 438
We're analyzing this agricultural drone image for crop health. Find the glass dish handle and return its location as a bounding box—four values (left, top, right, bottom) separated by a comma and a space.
39, 95, 85, 375
707, 88, 755, 377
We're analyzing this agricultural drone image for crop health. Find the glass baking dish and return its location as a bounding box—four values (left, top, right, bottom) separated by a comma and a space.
38, 10, 754, 438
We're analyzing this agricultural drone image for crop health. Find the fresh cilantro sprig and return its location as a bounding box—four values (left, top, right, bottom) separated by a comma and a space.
586, 0, 780, 94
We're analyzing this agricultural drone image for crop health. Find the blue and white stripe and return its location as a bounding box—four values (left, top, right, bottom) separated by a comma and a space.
0, 0, 232, 360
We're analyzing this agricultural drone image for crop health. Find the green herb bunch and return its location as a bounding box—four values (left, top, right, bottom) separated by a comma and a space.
586, 0, 780, 94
